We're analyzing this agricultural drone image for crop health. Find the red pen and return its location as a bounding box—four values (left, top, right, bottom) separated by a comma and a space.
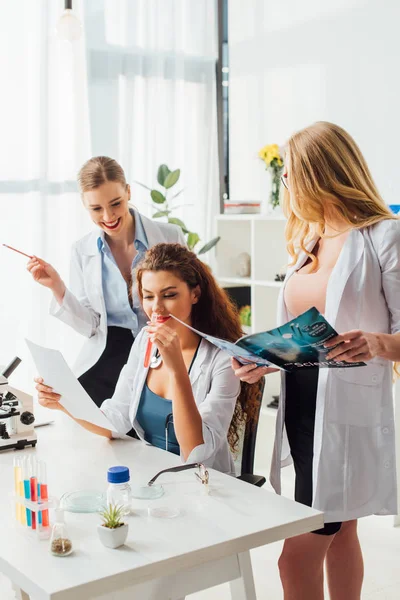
2, 243, 33, 259
144, 314, 171, 368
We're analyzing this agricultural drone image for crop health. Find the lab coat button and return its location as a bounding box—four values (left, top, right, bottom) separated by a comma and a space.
384, 461, 390, 469
382, 427, 389, 434
338, 369, 344, 374
371, 375, 378, 383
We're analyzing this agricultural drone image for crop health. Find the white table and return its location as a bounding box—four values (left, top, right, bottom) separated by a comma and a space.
0, 412, 323, 600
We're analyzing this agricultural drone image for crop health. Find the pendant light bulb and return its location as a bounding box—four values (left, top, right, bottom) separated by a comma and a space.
56, 1, 82, 42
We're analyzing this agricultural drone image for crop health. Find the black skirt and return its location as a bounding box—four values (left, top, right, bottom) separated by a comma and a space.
78, 326, 134, 408
285, 369, 342, 536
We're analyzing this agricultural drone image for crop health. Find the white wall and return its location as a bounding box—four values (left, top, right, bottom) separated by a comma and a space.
228, 0, 400, 204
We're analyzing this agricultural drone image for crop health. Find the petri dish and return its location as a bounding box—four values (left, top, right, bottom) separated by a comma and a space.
130, 484, 164, 500
148, 506, 180, 519
60, 490, 106, 513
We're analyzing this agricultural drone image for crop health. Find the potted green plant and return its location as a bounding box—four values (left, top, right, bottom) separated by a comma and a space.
137, 164, 220, 254
239, 305, 252, 335
97, 504, 128, 549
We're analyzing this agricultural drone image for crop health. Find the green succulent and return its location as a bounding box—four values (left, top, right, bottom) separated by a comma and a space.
100, 503, 125, 529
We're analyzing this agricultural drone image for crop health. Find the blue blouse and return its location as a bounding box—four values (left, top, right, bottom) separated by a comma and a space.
97, 209, 148, 335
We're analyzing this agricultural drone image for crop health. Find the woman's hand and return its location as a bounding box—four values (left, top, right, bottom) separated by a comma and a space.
34, 377, 64, 410
231, 358, 279, 383
145, 322, 185, 373
27, 256, 66, 299
324, 330, 382, 363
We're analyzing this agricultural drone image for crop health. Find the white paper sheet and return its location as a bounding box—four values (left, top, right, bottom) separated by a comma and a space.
26, 339, 118, 432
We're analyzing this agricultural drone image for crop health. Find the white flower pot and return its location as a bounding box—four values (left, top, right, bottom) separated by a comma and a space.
97, 523, 129, 549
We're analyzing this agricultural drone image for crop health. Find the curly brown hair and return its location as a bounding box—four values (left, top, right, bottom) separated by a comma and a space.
135, 243, 262, 453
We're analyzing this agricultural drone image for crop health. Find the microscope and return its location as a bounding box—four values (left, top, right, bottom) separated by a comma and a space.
0, 357, 37, 452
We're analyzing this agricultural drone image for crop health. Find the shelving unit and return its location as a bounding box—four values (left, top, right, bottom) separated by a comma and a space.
214, 213, 288, 407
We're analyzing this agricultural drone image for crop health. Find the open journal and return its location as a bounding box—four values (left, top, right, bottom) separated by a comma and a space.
171, 307, 366, 372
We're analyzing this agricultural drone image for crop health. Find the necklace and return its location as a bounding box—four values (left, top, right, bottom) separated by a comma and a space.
149, 350, 162, 369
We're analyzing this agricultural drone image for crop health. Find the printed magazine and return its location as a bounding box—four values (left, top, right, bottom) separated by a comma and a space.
171, 307, 366, 372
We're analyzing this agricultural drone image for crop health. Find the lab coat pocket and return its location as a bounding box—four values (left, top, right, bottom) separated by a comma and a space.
327, 366, 384, 427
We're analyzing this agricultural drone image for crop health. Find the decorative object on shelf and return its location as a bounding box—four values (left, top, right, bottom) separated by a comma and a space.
224, 201, 261, 215
239, 305, 252, 328
274, 273, 286, 282
136, 165, 220, 255
258, 144, 284, 211
97, 503, 129, 549
236, 252, 251, 278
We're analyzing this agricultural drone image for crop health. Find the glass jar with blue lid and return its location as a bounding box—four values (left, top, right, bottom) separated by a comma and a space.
106, 466, 132, 516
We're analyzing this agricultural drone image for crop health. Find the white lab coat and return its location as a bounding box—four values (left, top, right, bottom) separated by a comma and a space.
270, 219, 400, 522
49, 214, 185, 378
101, 331, 240, 475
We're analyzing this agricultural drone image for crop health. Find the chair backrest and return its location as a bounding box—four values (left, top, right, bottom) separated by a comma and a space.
240, 378, 265, 476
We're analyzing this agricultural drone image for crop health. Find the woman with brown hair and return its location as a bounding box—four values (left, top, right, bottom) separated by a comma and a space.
35, 243, 260, 473
233, 122, 400, 599
26, 157, 185, 407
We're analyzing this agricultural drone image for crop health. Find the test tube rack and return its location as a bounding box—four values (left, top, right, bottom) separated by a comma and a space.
13, 493, 56, 539
13, 456, 54, 540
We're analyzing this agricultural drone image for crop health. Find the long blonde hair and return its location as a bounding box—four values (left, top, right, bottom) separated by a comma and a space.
284, 122, 399, 375
283, 121, 396, 267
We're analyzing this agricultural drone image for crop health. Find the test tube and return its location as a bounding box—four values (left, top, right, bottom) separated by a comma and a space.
13, 457, 22, 523
144, 314, 170, 368
30, 457, 38, 530
22, 457, 32, 527
38, 461, 49, 527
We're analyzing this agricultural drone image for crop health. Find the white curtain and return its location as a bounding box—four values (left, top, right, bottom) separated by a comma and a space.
0, 0, 91, 389
85, 0, 219, 249
0, 0, 219, 390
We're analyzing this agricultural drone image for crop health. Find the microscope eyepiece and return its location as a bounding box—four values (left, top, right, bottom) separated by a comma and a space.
1, 357, 22, 379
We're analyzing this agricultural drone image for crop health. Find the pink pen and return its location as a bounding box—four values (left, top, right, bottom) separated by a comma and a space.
2, 243, 33, 259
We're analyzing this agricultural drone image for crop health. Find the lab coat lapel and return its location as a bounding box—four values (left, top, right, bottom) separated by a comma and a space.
324, 228, 365, 329
189, 339, 208, 388
81, 231, 106, 321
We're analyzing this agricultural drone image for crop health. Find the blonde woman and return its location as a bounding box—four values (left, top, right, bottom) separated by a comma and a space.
232, 122, 400, 600
27, 157, 185, 407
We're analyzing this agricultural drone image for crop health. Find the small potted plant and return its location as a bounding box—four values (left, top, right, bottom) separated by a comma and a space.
239, 305, 252, 335
97, 504, 129, 549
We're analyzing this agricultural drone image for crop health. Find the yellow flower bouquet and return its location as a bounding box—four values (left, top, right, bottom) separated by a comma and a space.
258, 143, 284, 209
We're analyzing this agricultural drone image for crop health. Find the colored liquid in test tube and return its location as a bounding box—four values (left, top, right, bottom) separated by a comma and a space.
39, 461, 49, 527
144, 314, 171, 367
30, 458, 38, 530
13, 457, 22, 523
22, 458, 32, 527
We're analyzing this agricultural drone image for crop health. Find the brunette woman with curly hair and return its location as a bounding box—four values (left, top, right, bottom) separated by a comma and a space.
35, 243, 260, 474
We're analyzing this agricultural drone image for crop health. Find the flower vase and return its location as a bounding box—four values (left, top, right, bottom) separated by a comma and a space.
264, 167, 283, 215
269, 167, 282, 212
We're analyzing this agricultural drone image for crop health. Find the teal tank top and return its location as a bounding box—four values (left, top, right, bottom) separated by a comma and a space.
136, 342, 201, 456
136, 384, 180, 455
